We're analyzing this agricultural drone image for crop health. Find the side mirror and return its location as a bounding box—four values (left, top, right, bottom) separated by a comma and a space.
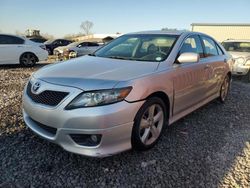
177, 53, 199, 64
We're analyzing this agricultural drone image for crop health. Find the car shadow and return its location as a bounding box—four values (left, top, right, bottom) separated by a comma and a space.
0, 81, 249, 187
0, 63, 51, 70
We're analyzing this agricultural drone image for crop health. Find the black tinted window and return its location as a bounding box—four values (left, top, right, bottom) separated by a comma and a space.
201, 36, 218, 57
0, 35, 24, 44
89, 42, 99, 46
63, 40, 71, 45
79, 42, 88, 47
180, 35, 204, 58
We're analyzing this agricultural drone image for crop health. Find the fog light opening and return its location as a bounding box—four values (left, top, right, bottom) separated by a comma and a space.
91, 135, 98, 143
70, 134, 102, 147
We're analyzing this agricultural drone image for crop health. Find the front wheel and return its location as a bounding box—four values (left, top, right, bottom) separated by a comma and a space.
132, 97, 167, 150
219, 74, 230, 103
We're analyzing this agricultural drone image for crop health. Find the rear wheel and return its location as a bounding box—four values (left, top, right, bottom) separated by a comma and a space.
132, 97, 167, 150
20, 53, 37, 67
219, 74, 230, 103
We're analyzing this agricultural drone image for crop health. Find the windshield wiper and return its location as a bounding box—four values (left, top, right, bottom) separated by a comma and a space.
107, 56, 128, 60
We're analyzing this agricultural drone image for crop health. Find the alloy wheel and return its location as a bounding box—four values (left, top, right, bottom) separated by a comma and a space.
220, 75, 230, 102
21, 53, 36, 66
139, 104, 164, 145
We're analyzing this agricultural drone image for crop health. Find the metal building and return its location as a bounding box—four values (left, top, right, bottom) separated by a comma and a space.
191, 23, 250, 42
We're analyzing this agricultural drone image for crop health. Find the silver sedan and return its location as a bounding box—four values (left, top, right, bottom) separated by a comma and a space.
22, 31, 232, 157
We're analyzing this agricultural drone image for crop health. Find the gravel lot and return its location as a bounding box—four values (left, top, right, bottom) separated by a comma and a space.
0, 63, 249, 188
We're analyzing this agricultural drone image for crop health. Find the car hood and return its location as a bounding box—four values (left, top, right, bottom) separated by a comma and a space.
33, 56, 159, 90
228, 51, 250, 59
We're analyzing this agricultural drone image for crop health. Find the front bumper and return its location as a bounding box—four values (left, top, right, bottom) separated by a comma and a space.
232, 64, 250, 75
22, 79, 144, 157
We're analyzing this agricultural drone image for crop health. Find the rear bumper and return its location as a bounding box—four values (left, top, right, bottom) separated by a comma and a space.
37, 50, 48, 61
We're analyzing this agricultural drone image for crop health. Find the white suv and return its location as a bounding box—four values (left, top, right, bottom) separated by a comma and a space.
0, 34, 48, 67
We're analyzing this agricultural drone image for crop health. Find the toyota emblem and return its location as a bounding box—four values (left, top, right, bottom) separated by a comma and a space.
32, 82, 41, 93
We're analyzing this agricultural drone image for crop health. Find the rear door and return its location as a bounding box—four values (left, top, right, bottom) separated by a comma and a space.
0, 35, 25, 64
200, 35, 225, 98
77, 42, 90, 56
88, 42, 100, 54
173, 35, 207, 115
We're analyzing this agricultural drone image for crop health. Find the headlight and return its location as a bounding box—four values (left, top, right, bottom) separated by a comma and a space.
244, 59, 250, 66
65, 87, 132, 109
235, 57, 245, 65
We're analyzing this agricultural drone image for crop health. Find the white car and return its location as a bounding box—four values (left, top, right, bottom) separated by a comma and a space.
0, 34, 48, 67
61, 42, 101, 59
222, 39, 250, 81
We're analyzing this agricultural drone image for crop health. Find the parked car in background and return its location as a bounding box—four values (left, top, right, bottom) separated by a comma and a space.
53, 41, 96, 60
23, 31, 232, 157
29, 37, 47, 43
0, 34, 48, 67
44, 39, 72, 55
62, 42, 101, 59
222, 39, 250, 81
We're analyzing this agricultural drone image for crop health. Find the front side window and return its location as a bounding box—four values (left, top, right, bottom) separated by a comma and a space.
201, 36, 218, 57
216, 45, 224, 55
222, 42, 250, 53
94, 34, 178, 62
79, 42, 88, 47
179, 35, 204, 58
0, 35, 24, 44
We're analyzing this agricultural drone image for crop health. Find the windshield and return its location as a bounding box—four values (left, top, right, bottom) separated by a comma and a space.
94, 34, 178, 62
222, 42, 250, 53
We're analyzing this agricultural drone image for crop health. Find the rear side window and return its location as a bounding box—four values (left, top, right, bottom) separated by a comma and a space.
180, 35, 204, 58
79, 42, 88, 47
63, 40, 71, 45
0, 35, 24, 44
201, 36, 219, 57
89, 42, 99, 46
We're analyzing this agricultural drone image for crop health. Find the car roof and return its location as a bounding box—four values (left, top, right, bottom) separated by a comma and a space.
126, 30, 187, 35
0, 33, 26, 39
222, 39, 250, 43
125, 30, 209, 37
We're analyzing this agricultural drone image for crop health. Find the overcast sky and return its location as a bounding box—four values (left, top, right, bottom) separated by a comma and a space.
0, 0, 250, 37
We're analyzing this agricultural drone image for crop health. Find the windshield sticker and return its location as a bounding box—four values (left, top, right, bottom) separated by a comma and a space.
156, 57, 162, 61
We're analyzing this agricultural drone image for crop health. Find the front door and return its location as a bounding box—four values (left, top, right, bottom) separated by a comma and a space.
173, 35, 207, 115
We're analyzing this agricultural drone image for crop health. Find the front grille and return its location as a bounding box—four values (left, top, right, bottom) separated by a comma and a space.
27, 82, 69, 107
30, 117, 57, 136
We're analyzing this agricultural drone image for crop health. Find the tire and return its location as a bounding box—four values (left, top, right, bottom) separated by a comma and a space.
20, 53, 37, 67
132, 97, 167, 151
218, 74, 230, 103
